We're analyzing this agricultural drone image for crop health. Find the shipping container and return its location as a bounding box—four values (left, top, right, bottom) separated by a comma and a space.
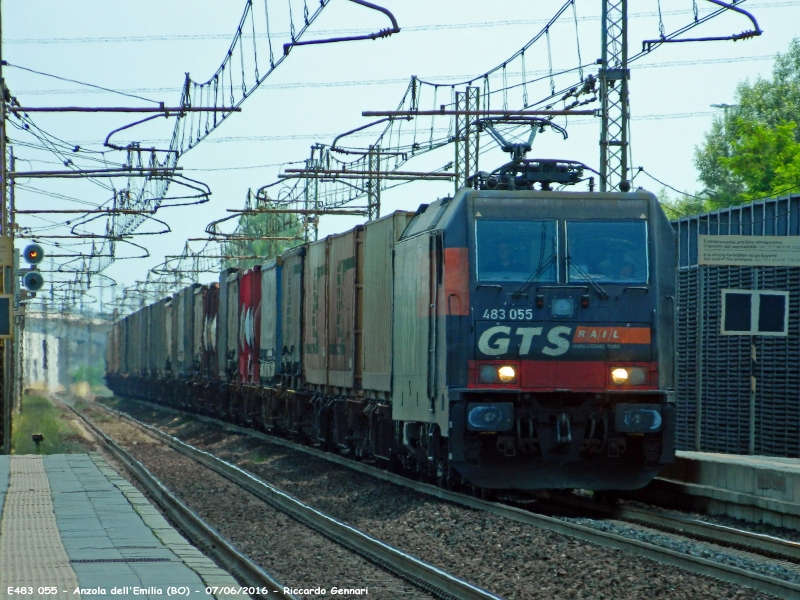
391, 231, 436, 422
203, 283, 220, 380
154, 298, 169, 377
152, 300, 163, 376
326, 227, 363, 389
193, 285, 206, 374
165, 297, 174, 376
226, 271, 239, 380
303, 238, 329, 385
105, 320, 119, 375
362, 211, 415, 393
144, 303, 153, 376
176, 289, 186, 375
280, 246, 305, 377
217, 268, 236, 380
260, 258, 282, 384
238, 267, 261, 384
123, 314, 131, 374
133, 310, 143, 375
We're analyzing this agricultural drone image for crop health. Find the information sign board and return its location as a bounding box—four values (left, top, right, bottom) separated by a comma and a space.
698, 235, 800, 267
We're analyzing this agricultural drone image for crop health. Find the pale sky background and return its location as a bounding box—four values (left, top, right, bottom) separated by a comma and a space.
4, 0, 799, 311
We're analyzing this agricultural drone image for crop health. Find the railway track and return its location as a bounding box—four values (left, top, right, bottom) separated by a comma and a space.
97, 396, 800, 599
67, 400, 503, 600
528, 489, 800, 565
65, 403, 295, 600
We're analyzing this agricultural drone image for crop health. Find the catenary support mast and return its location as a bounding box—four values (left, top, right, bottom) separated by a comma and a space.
599, 0, 629, 192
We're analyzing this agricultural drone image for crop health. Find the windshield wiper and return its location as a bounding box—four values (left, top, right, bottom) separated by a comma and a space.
566, 255, 609, 300
512, 253, 557, 296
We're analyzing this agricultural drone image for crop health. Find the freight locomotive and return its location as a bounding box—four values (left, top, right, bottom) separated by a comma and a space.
106, 156, 677, 491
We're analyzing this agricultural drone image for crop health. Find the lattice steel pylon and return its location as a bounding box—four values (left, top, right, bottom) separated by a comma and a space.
599, 0, 629, 192
367, 145, 381, 220
455, 87, 480, 192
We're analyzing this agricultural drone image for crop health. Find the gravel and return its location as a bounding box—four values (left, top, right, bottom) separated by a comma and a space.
561, 516, 800, 584
101, 396, 783, 600
622, 499, 800, 545
79, 403, 436, 600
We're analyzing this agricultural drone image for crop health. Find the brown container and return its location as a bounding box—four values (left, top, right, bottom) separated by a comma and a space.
280, 246, 305, 377
303, 238, 329, 385
226, 272, 239, 380
362, 211, 415, 393
327, 227, 363, 389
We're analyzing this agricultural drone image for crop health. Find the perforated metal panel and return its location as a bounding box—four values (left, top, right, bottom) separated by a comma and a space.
754, 267, 800, 457
675, 269, 698, 450
673, 194, 800, 457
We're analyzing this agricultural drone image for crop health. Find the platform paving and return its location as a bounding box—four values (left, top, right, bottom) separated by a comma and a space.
0, 454, 242, 599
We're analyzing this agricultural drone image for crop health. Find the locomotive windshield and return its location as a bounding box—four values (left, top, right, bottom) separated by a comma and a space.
476, 219, 557, 282
566, 220, 648, 284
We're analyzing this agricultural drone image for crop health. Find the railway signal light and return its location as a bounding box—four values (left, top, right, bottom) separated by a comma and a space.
21, 244, 45, 295
23, 243, 44, 265
23, 271, 44, 292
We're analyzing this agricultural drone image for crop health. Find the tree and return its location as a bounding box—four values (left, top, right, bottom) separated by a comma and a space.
719, 120, 800, 202
695, 38, 800, 208
222, 199, 305, 269
656, 188, 706, 219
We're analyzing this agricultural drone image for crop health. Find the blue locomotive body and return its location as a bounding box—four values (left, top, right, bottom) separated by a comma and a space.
410, 188, 678, 489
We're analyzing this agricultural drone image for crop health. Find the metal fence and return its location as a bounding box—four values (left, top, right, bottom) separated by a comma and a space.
672, 194, 800, 457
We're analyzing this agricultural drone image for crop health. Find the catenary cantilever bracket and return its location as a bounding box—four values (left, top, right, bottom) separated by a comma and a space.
642, 0, 762, 52
283, 0, 400, 55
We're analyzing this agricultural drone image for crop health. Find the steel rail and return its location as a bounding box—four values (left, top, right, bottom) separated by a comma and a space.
66, 405, 296, 600
618, 505, 800, 563
108, 397, 800, 599
528, 489, 800, 564
94, 403, 503, 600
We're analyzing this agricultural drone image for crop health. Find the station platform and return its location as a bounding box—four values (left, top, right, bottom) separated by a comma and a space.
635, 450, 800, 530
0, 454, 240, 599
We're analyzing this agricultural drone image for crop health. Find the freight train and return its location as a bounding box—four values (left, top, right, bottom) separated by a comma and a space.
106, 158, 677, 491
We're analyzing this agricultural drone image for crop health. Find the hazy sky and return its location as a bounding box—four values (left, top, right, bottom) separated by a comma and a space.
5, 0, 799, 309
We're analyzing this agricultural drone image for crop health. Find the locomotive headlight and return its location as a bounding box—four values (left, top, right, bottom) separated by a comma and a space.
551, 297, 575, 317
478, 364, 517, 384
611, 368, 629, 384
497, 365, 517, 383
479, 364, 499, 383
610, 366, 647, 386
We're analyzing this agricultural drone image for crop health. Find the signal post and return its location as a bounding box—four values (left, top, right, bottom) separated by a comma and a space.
0, 0, 9, 453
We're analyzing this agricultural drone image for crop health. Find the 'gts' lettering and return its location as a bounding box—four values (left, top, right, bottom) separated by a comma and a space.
478, 326, 571, 357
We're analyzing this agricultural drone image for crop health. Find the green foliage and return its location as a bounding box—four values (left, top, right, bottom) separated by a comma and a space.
70, 362, 105, 388
695, 39, 800, 208
11, 394, 93, 454
223, 198, 305, 269
656, 188, 707, 218
720, 120, 800, 202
